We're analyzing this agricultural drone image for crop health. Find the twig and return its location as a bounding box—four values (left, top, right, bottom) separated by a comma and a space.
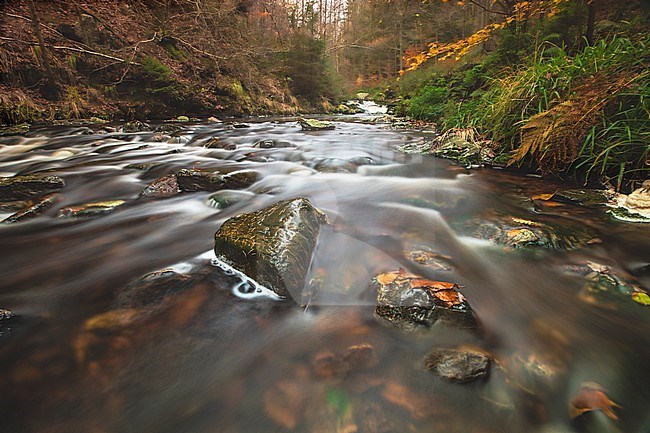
0, 36, 140, 65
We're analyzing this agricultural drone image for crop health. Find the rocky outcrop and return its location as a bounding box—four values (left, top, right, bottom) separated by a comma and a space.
214, 197, 327, 299
0, 175, 65, 201
373, 269, 478, 331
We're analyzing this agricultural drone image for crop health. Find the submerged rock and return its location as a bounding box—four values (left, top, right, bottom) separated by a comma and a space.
207, 190, 255, 209
177, 169, 224, 192
300, 118, 335, 131
0, 175, 65, 201
177, 169, 258, 192
424, 348, 491, 383
3, 194, 58, 223
455, 213, 597, 250
555, 189, 614, 207
566, 262, 650, 310
154, 124, 184, 134
214, 197, 327, 299
140, 175, 180, 199
313, 158, 358, 173
204, 137, 236, 150
0, 309, 18, 337
59, 200, 126, 218
373, 269, 478, 331
253, 139, 294, 149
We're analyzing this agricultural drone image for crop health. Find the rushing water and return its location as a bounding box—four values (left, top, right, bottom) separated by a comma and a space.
0, 114, 648, 433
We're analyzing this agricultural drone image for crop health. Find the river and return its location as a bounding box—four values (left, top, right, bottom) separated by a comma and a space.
0, 112, 648, 433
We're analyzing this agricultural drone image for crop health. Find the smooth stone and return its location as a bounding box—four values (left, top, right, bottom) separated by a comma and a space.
207, 190, 255, 209
424, 348, 491, 383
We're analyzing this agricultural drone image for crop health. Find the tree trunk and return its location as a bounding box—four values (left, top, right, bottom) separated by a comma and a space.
26, 0, 59, 98
585, 0, 596, 46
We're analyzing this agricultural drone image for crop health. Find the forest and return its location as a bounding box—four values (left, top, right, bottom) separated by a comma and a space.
1, 0, 648, 188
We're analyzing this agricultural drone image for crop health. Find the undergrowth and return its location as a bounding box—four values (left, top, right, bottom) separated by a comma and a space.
398, 33, 650, 190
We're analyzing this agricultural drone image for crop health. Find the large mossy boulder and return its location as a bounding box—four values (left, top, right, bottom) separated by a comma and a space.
373, 269, 479, 331
0, 175, 65, 202
214, 197, 327, 299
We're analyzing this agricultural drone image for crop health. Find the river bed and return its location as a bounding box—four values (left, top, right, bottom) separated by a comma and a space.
0, 115, 648, 433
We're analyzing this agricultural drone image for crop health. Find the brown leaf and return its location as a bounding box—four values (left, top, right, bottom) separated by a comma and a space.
264, 380, 305, 429
381, 381, 435, 420
569, 382, 620, 421
411, 279, 459, 291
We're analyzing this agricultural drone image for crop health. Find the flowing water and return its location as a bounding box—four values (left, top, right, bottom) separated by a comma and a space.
0, 114, 648, 433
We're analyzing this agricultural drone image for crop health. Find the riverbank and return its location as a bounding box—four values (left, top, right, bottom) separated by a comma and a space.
0, 1, 341, 125
373, 3, 649, 193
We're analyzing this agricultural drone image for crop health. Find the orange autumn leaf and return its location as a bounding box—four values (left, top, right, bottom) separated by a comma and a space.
410, 279, 459, 291
532, 192, 556, 201
431, 289, 465, 306
569, 382, 621, 421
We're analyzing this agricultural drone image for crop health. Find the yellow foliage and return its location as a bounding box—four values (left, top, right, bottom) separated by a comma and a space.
402, 0, 569, 72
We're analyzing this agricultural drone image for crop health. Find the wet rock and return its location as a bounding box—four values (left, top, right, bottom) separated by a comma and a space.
607, 206, 650, 223
207, 190, 255, 209
214, 197, 327, 299
312, 344, 378, 378
177, 169, 224, 192
58, 200, 126, 218
0, 200, 31, 212
373, 269, 478, 331
313, 158, 357, 173
405, 249, 454, 272
154, 124, 183, 134
167, 134, 190, 144
253, 139, 294, 149
455, 214, 597, 250
233, 123, 250, 129
566, 262, 650, 310
0, 309, 18, 337
0, 175, 65, 202
125, 162, 160, 171
207, 116, 221, 123
177, 169, 258, 193
204, 137, 236, 150
174, 115, 190, 122
425, 128, 494, 165
424, 348, 491, 383
140, 175, 179, 199
121, 120, 151, 133
116, 269, 193, 310
555, 189, 614, 207
300, 118, 335, 131
3, 194, 58, 223
221, 170, 259, 189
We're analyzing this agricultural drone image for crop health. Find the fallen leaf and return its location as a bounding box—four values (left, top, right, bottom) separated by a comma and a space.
569, 382, 620, 421
532, 192, 556, 201
430, 289, 465, 306
632, 292, 650, 306
381, 381, 435, 420
410, 279, 458, 291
